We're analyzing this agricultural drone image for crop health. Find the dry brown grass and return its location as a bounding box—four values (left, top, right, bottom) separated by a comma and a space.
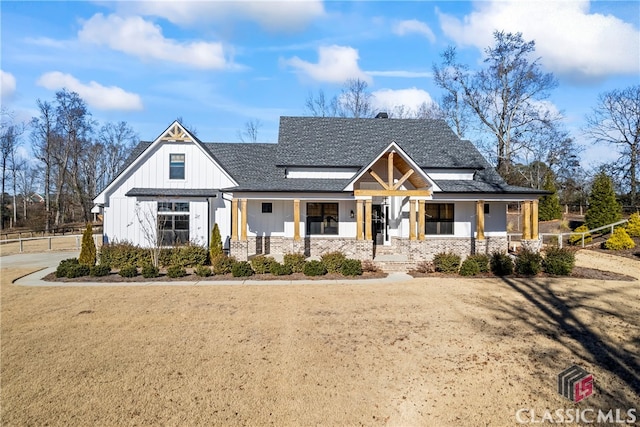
0, 236, 82, 256
1, 252, 638, 426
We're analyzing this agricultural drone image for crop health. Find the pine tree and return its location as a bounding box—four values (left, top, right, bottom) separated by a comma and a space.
209, 223, 223, 261
585, 172, 622, 229
538, 173, 563, 221
79, 222, 97, 266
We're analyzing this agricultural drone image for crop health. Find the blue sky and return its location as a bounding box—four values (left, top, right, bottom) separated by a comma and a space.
1, 1, 639, 167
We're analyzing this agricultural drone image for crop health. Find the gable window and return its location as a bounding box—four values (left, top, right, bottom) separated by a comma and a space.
158, 201, 189, 245
306, 203, 338, 235
262, 203, 273, 213
425, 203, 454, 235
169, 154, 185, 179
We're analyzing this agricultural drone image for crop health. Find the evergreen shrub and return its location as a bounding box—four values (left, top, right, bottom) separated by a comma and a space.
232, 261, 254, 277
515, 249, 542, 276
433, 252, 461, 273
604, 228, 635, 250
303, 260, 327, 276
340, 259, 362, 276
490, 252, 514, 276
166, 265, 187, 278
119, 264, 138, 278
283, 253, 306, 273
321, 251, 346, 273
543, 247, 575, 276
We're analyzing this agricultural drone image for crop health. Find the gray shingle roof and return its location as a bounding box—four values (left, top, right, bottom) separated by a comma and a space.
112, 117, 544, 195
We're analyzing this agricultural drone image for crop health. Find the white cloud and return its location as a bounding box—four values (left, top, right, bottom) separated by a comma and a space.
393, 19, 436, 43
115, 0, 325, 32
437, 0, 640, 79
285, 45, 371, 84
371, 87, 435, 113
1, 70, 17, 100
37, 71, 143, 111
78, 13, 235, 70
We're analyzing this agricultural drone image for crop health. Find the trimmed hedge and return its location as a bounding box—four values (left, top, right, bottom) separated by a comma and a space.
515, 249, 542, 276
100, 242, 150, 268
543, 247, 575, 276
211, 254, 236, 275
433, 252, 461, 274
141, 263, 159, 278
321, 251, 346, 274
66, 264, 90, 278
90, 264, 111, 277
490, 252, 514, 276
270, 262, 292, 276
340, 259, 362, 276
166, 265, 187, 278
465, 254, 490, 273
303, 260, 327, 276
284, 253, 306, 273
251, 255, 276, 274
56, 258, 79, 278
459, 258, 480, 276
195, 265, 212, 277
119, 265, 138, 278
169, 245, 208, 267
232, 261, 254, 277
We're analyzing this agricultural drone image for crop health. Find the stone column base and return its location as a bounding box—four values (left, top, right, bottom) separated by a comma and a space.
521, 239, 542, 253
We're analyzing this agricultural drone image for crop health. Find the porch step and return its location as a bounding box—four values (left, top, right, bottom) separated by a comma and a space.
372, 260, 415, 273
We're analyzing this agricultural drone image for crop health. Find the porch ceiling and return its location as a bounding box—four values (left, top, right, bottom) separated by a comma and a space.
389, 153, 429, 189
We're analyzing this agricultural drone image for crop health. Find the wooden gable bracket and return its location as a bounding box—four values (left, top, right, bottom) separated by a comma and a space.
368, 169, 391, 190
160, 124, 192, 142
392, 169, 414, 190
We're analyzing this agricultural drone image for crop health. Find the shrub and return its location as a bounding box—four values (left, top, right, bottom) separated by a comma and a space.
209, 223, 223, 261
79, 223, 96, 267
283, 253, 306, 273
99, 242, 150, 268
232, 261, 254, 277
585, 172, 622, 229
170, 244, 208, 267
340, 259, 362, 276
158, 248, 173, 268
433, 252, 461, 274
66, 264, 90, 278
195, 265, 212, 277
270, 262, 292, 276
543, 247, 575, 276
303, 260, 327, 276
490, 252, 514, 276
141, 263, 159, 278
321, 251, 346, 274
251, 255, 276, 274
626, 212, 640, 238
167, 265, 187, 278
604, 227, 636, 250
90, 264, 111, 277
459, 259, 480, 276
515, 249, 542, 276
211, 254, 236, 275
119, 264, 138, 278
56, 258, 79, 278
538, 173, 563, 221
361, 260, 380, 273
568, 225, 592, 246
466, 254, 490, 273
414, 261, 434, 274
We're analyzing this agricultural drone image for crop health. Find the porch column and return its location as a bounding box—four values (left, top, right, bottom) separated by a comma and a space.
240, 199, 248, 241
356, 199, 364, 240
476, 200, 485, 241
365, 199, 372, 240
293, 199, 300, 241
522, 200, 531, 240
409, 199, 417, 241
231, 198, 238, 241
418, 199, 425, 241
531, 200, 539, 240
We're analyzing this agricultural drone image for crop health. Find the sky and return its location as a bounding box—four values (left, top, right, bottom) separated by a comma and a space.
1, 0, 639, 168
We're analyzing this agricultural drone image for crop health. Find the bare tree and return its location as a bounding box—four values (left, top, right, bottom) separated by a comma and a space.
238, 118, 262, 143
96, 121, 137, 192
305, 89, 339, 117
305, 78, 374, 118
134, 202, 162, 268
0, 120, 17, 230
16, 162, 38, 221
31, 99, 57, 232
584, 84, 640, 206
433, 31, 560, 179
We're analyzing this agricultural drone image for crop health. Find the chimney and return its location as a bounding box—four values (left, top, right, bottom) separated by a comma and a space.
375, 112, 388, 119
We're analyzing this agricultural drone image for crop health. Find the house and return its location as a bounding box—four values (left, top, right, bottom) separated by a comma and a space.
93, 117, 544, 266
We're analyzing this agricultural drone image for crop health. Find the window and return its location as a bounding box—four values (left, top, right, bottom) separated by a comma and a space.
425, 203, 454, 235
306, 203, 338, 235
169, 154, 185, 179
484, 203, 490, 215
158, 202, 189, 245
262, 202, 273, 213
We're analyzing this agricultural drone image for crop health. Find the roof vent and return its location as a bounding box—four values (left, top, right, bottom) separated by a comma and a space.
375, 112, 388, 119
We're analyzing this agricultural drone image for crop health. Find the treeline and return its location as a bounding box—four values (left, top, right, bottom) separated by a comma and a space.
0, 89, 137, 232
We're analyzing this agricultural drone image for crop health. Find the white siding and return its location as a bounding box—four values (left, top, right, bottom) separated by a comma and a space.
286, 167, 358, 179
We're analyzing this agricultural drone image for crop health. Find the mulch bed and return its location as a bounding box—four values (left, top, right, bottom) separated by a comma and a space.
408, 267, 636, 282
587, 236, 640, 261
43, 270, 388, 283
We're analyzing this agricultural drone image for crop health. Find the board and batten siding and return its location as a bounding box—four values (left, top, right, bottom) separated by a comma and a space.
102, 141, 235, 247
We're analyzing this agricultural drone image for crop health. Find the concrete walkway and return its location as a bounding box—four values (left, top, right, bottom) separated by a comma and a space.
2, 251, 414, 287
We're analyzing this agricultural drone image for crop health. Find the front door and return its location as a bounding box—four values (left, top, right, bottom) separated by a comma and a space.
372, 204, 388, 245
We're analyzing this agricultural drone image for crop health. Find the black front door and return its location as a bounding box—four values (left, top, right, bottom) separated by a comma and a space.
372, 204, 387, 245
